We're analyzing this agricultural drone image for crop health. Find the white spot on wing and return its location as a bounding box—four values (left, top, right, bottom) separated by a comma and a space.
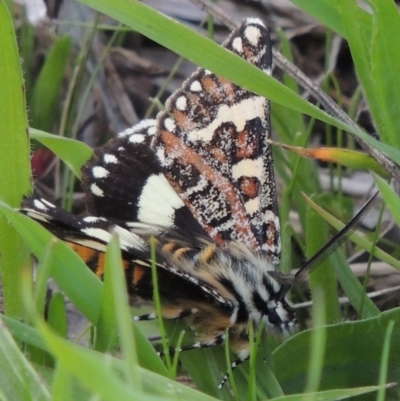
81, 227, 111, 243
175, 95, 187, 111
245, 197, 260, 215
83, 216, 102, 223
164, 118, 176, 132
129, 134, 145, 144
190, 80, 202, 92
148, 125, 156, 135
119, 126, 134, 137
92, 166, 109, 179
232, 158, 263, 179
41, 199, 55, 208
90, 183, 104, 197
244, 26, 261, 46
138, 174, 184, 226
33, 199, 48, 211
104, 154, 118, 164
188, 97, 266, 142
113, 225, 146, 251
232, 37, 243, 53
119, 119, 156, 137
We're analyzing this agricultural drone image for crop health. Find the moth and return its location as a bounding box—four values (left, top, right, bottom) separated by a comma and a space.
22, 18, 376, 388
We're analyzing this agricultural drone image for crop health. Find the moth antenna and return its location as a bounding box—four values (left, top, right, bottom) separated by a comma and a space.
294, 191, 379, 283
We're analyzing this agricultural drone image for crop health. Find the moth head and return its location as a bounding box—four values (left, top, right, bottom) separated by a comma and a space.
267, 270, 294, 301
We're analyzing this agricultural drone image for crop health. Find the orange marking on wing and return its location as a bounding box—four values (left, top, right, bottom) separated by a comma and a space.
162, 242, 178, 253
160, 129, 258, 249
174, 247, 192, 258
66, 242, 130, 278
199, 245, 216, 264
236, 129, 257, 158
239, 176, 259, 199
133, 265, 146, 285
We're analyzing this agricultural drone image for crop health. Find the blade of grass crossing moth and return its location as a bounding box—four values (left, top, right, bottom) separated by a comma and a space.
104, 234, 140, 389
224, 331, 240, 400
149, 237, 173, 375
34, 240, 56, 316
0, 0, 32, 319
252, 321, 284, 400
306, 196, 340, 324
95, 245, 119, 352
247, 322, 257, 401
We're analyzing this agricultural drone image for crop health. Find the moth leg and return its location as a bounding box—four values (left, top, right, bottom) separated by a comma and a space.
158, 333, 225, 357
218, 355, 249, 389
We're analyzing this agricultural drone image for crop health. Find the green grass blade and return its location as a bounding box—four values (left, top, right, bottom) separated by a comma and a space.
306, 196, 340, 324
377, 320, 395, 401
0, 316, 51, 401
30, 36, 72, 132
288, 0, 372, 39
369, 0, 400, 147
47, 292, 68, 338
1, 315, 48, 351
375, 175, 400, 227
104, 234, 141, 389
274, 308, 400, 396
304, 289, 327, 395
0, 0, 32, 319
34, 241, 55, 316
37, 320, 146, 401
329, 250, 380, 319
30, 128, 93, 179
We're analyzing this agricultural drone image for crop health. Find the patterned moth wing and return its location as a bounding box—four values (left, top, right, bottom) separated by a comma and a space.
81, 119, 205, 237
153, 18, 280, 264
